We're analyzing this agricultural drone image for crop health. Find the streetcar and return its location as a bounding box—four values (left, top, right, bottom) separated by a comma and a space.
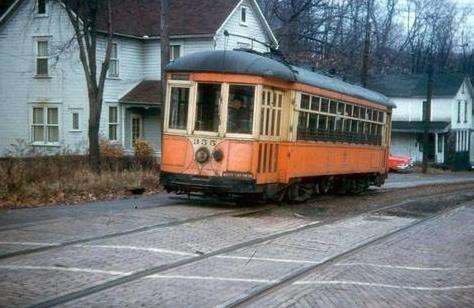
160, 50, 395, 201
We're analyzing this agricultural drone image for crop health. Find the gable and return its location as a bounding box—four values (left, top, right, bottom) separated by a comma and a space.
214, 0, 277, 52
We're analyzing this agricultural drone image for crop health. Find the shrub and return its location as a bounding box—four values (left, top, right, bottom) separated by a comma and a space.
133, 139, 156, 169
0, 156, 160, 208
100, 139, 125, 158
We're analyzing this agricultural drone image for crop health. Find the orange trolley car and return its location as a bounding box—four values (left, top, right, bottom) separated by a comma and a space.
160, 50, 395, 201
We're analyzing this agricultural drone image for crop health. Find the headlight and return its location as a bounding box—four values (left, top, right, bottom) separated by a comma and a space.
195, 147, 210, 164
212, 149, 224, 162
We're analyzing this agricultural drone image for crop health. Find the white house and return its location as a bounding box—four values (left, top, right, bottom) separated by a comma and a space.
0, 0, 278, 156
369, 73, 474, 169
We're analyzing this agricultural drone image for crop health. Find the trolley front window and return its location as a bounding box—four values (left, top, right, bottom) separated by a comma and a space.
227, 85, 255, 134
195, 83, 221, 132
169, 87, 190, 130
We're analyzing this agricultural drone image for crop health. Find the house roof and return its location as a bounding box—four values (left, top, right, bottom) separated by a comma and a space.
95, 0, 241, 37
392, 121, 450, 133
167, 50, 395, 108
2, 0, 279, 43
119, 80, 162, 105
367, 73, 469, 98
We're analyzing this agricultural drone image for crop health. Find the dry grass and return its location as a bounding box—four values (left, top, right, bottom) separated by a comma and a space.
0, 141, 160, 208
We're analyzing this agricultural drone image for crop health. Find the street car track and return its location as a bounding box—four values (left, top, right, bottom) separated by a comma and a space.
28, 190, 474, 308
1, 185, 471, 261
0, 204, 274, 260
224, 201, 472, 307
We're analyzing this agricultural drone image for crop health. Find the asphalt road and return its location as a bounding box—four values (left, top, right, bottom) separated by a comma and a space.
0, 172, 473, 307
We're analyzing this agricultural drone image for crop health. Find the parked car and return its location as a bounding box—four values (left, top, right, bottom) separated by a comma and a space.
388, 155, 414, 172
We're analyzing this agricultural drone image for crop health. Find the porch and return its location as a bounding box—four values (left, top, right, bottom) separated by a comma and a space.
391, 121, 450, 164
119, 80, 162, 156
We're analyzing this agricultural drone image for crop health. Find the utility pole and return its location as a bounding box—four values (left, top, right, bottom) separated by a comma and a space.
361, 0, 372, 87
160, 0, 170, 156
422, 63, 433, 174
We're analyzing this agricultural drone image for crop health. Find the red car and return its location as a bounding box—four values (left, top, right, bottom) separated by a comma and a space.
388, 155, 414, 172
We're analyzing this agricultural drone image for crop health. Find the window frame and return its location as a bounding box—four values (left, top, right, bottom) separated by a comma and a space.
108, 105, 119, 141
36, 0, 47, 16
108, 42, 120, 78
30, 105, 60, 146
295, 91, 386, 146
457, 100, 461, 123
240, 6, 248, 25
130, 113, 143, 145
35, 38, 49, 77
464, 100, 468, 123
170, 44, 182, 61
164, 81, 194, 134
193, 82, 222, 137
69, 108, 82, 132
224, 83, 258, 139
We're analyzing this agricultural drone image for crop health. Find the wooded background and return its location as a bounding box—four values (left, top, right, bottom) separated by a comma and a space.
257, 0, 473, 83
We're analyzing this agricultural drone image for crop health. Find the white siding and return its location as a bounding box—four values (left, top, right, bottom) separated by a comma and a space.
215, 0, 271, 53
0, 0, 275, 156
391, 97, 452, 122
0, 0, 146, 154
451, 80, 472, 130
0, 0, 88, 154
143, 39, 213, 79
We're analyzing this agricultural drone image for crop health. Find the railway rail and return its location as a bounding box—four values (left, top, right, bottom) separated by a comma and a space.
2, 183, 472, 261
225, 197, 472, 307
26, 189, 474, 307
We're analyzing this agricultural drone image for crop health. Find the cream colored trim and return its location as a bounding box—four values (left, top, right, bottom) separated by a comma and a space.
219, 83, 229, 137
164, 81, 193, 134
253, 85, 263, 138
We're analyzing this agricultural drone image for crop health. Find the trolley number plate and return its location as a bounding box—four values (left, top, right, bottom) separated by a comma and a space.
192, 138, 218, 147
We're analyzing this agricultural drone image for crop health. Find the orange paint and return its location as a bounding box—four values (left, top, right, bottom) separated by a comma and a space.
162, 72, 390, 186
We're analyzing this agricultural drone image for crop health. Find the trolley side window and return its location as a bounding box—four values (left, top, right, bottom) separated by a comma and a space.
227, 85, 255, 134
169, 87, 190, 130
297, 92, 385, 146
195, 83, 221, 132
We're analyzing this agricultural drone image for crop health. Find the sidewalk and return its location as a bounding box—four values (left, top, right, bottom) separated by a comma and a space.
383, 171, 474, 189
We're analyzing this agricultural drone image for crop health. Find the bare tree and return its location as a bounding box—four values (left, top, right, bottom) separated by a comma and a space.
260, 0, 468, 83
61, 0, 114, 174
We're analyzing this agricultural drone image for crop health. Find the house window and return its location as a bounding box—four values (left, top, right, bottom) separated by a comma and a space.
131, 115, 143, 144
109, 43, 119, 77
457, 101, 461, 123
36, 40, 49, 76
108, 106, 118, 141
464, 100, 468, 123
241, 6, 247, 24
32, 106, 59, 144
237, 42, 251, 49
170, 45, 181, 61
72, 112, 80, 130
37, 0, 46, 15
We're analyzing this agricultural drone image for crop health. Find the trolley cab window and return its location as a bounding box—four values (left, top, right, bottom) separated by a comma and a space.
169, 87, 190, 130
195, 83, 221, 132
227, 85, 255, 134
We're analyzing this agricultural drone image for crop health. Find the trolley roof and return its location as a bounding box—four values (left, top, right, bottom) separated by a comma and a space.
166, 50, 395, 108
